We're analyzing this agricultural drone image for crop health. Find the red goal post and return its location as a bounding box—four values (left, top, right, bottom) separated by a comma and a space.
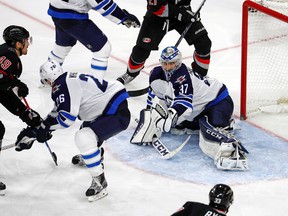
240, 0, 288, 120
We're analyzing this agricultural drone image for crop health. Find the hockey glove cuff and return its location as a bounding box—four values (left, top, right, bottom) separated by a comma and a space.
177, 5, 200, 22
15, 127, 36, 151
10, 79, 29, 98
19, 109, 42, 127
122, 9, 141, 28
35, 121, 52, 143
157, 108, 178, 133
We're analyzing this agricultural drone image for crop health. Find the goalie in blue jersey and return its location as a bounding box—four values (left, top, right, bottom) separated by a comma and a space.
131, 46, 249, 171
15, 60, 131, 202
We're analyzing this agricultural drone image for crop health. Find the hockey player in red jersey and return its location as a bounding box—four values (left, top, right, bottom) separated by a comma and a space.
0, 120, 6, 195
0, 25, 43, 128
171, 184, 234, 216
0, 25, 50, 194
117, 0, 211, 85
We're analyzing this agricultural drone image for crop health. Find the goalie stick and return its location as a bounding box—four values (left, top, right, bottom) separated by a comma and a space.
152, 135, 191, 160
127, 0, 208, 97
134, 117, 191, 159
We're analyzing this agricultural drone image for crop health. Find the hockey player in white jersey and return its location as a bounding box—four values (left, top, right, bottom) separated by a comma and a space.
41, 0, 140, 83
16, 60, 131, 201
131, 46, 248, 170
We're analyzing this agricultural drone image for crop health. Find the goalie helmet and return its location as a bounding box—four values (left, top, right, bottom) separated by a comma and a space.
159, 46, 182, 80
209, 184, 234, 212
40, 60, 63, 85
3, 25, 30, 47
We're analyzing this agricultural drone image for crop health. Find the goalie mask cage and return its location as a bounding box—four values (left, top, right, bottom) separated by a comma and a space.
240, 0, 288, 120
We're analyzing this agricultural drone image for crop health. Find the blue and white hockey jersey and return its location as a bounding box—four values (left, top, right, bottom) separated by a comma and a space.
47, 72, 129, 130
48, 0, 127, 24
147, 64, 229, 124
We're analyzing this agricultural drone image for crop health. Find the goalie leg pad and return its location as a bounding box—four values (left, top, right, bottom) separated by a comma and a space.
215, 142, 249, 171
130, 109, 162, 144
199, 115, 249, 170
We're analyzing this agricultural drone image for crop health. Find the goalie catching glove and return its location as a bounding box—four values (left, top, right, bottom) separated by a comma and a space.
131, 104, 178, 145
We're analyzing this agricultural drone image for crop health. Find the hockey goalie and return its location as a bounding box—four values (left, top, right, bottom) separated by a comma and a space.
131, 46, 249, 171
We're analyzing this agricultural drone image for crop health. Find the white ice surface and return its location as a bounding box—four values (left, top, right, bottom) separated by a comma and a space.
0, 0, 288, 215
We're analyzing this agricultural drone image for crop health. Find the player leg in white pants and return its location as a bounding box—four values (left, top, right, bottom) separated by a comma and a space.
75, 127, 107, 202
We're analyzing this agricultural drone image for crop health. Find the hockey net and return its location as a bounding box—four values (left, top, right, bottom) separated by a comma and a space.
240, 0, 288, 119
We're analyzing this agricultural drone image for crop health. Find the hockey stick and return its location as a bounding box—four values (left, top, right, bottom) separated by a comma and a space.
127, 0, 208, 97
174, 0, 207, 47
152, 135, 191, 160
23, 98, 58, 166
44, 141, 58, 166
0, 142, 15, 151
127, 86, 150, 97
134, 117, 191, 159
0, 139, 58, 165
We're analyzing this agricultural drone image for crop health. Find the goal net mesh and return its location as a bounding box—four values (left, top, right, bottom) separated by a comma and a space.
241, 0, 288, 119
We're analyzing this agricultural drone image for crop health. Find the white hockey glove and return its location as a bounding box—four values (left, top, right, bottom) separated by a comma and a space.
122, 9, 141, 28
130, 108, 163, 145
156, 107, 178, 133
176, 5, 200, 23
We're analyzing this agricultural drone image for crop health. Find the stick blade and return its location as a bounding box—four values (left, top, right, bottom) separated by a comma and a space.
162, 135, 191, 160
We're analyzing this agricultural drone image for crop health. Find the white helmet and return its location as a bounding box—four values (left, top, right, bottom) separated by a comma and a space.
159, 46, 182, 80
40, 60, 63, 85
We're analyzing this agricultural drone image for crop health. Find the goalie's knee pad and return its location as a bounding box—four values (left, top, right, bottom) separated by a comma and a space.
91, 41, 111, 80
48, 44, 73, 65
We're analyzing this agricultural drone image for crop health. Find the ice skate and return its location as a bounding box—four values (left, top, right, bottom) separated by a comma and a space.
86, 173, 108, 202
72, 147, 104, 166
116, 71, 139, 85
0, 181, 6, 196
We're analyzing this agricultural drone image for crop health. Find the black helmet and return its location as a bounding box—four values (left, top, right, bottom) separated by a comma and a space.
209, 184, 234, 212
3, 25, 29, 47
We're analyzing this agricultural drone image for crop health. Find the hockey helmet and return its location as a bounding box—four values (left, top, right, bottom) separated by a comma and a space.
209, 184, 234, 212
40, 60, 63, 85
3, 25, 30, 47
159, 46, 182, 80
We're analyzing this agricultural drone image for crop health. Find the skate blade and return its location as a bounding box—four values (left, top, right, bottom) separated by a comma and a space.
0, 190, 6, 196
87, 189, 108, 202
